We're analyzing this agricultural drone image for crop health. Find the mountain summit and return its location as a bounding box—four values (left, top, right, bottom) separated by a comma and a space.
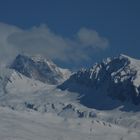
59, 54, 140, 106
10, 54, 71, 84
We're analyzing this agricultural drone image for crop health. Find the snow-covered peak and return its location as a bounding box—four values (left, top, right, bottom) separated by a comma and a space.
24, 54, 56, 66
59, 54, 140, 106
30, 54, 50, 62
10, 54, 71, 84
101, 54, 140, 67
12, 54, 57, 69
119, 54, 131, 59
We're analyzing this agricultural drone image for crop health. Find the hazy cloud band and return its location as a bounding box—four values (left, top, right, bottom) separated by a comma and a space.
0, 23, 109, 68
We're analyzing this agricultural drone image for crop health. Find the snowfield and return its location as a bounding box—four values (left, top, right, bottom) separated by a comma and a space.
0, 107, 140, 140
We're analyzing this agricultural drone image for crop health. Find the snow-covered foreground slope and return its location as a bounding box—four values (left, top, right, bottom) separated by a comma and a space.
0, 107, 140, 140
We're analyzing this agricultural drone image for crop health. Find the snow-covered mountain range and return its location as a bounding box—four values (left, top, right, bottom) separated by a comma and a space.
1, 54, 140, 140
0, 54, 94, 118
59, 54, 140, 108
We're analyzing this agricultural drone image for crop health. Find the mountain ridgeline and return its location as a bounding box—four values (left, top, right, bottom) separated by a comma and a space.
10, 54, 71, 84
59, 54, 140, 106
1, 53, 140, 109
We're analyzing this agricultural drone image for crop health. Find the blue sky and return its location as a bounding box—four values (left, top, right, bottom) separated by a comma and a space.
0, 0, 139, 69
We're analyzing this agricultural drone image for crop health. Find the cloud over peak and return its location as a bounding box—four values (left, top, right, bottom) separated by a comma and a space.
0, 23, 109, 68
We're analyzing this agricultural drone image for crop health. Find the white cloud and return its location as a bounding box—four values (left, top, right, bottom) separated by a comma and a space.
77, 28, 109, 49
0, 23, 109, 68
0, 23, 21, 66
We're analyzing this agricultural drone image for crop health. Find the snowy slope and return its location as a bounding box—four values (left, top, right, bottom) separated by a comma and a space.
0, 66, 96, 118
0, 67, 46, 95
59, 54, 140, 107
0, 107, 140, 140
10, 54, 71, 84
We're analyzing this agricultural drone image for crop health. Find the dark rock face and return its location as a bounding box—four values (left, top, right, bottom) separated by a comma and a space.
10, 54, 70, 84
59, 55, 140, 106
